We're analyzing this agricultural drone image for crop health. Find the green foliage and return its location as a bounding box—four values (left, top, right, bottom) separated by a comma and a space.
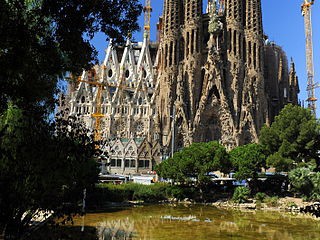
91, 183, 198, 205
288, 166, 320, 200
230, 143, 266, 180
254, 192, 267, 202
165, 185, 197, 200
288, 167, 313, 196
310, 172, 320, 200
130, 184, 166, 202
232, 187, 251, 204
265, 153, 293, 172
156, 141, 231, 186
0, 105, 99, 237
0, 0, 142, 237
259, 104, 320, 171
93, 183, 169, 203
0, 0, 142, 112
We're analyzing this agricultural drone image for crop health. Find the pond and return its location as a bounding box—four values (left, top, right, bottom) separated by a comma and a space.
72, 204, 320, 240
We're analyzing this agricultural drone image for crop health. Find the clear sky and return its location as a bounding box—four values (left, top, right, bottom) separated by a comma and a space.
91, 0, 320, 117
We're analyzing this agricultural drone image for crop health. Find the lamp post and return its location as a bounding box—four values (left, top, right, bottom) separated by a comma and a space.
81, 188, 86, 232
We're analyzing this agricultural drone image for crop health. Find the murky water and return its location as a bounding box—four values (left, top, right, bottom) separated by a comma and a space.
72, 204, 320, 240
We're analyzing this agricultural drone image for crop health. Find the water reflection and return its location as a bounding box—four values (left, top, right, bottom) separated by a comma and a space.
219, 221, 239, 232
97, 219, 135, 240
73, 205, 320, 240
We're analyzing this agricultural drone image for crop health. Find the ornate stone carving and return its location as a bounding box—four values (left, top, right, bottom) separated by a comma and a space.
60, 0, 300, 167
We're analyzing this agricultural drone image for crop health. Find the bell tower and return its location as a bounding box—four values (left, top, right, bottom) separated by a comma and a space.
239, 0, 266, 144
157, 0, 184, 148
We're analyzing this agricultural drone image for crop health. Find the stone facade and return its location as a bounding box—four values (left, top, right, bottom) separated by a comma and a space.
60, 38, 162, 174
156, 0, 299, 153
264, 42, 300, 123
60, 0, 299, 174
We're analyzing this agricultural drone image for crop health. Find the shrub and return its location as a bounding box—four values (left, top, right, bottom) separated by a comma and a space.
254, 192, 267, 202
131, 183, 167, 202
310, 172, 320, 200
92, 183, 169, 203
165, 186, 185, 200
232, 187, 250, 203
165, 185, 197, 200
288, 167, 313, 196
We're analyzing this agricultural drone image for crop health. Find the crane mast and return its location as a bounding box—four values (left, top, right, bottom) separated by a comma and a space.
144, 0, 152, 41
301, 0, 317, 115
76, 75, 106, 144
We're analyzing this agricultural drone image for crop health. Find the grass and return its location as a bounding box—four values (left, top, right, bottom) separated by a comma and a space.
87, 182, 199, 208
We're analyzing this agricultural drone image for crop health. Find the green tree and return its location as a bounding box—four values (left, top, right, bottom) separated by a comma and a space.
0, 104, 99, 238
259, 104, 320, 171
230, 143, 266, 180
0, 0, 142, 112
156, 141, 231, 187
0, 0, 142, 238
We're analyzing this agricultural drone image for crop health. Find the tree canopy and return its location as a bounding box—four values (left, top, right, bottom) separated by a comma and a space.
230, 143, 266, 180
0, 0, 142, 238
259, 104, 320, 171
0, 105, 99, 238
0, 0, 142, 112
156, 141, 231, 185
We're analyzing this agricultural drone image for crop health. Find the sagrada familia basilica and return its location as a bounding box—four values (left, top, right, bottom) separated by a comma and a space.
59, 0, 299, 174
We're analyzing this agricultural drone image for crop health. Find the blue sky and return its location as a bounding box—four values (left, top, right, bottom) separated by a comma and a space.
91, 0, 320, 117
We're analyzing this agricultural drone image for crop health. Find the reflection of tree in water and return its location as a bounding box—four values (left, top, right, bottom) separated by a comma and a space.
219, 221, 239, 232
219, 211, 300, 240
97, 218, 135, 240
96, 217, 161, 240
92, 206, 320, 239
130, 217, 161, 239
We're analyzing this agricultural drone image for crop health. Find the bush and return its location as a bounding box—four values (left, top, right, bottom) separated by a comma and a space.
165, 185, 197, 200
310, 172, 320, 200
165, 186, 185, 200
130, 183, 167, 202
288, 167, 313, 196
254, 192, 267, 202
232, 187, 250, 203
91, 183, 169, 204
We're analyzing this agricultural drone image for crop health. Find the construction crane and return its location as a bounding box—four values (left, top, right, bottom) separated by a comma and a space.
70, 67, 148, 145
301, 0, 319, 115
76, 72, 106, 144
66, 72, 106, 146
143, 0, 152, 41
